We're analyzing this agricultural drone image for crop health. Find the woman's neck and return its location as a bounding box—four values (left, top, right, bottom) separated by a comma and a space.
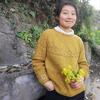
59, 25, 71, 32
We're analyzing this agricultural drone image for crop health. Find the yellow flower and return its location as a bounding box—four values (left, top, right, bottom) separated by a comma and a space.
62, 65, 85, 83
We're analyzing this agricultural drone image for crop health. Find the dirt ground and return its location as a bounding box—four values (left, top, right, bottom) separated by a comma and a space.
85, 53, 100, 100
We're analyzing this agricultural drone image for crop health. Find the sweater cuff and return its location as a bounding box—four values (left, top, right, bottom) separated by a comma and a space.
84, 72, 88, 80
38, 74, 50, 85
80, 68, 88, 80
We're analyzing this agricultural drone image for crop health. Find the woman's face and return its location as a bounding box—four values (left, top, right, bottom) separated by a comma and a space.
57, 5, 77, 29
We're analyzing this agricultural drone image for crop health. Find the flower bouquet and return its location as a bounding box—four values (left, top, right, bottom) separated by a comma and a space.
62, 65, 85, 83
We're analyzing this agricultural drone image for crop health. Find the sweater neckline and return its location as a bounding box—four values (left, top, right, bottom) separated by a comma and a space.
53, 29, 74, 37
54, 26, 74, 35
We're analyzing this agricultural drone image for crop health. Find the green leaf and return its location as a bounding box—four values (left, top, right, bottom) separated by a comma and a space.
5, 0, 8, 4
29, 11, 35, 18
72, 71, 76, 76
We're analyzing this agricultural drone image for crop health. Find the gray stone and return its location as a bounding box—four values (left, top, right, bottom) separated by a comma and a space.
0, 67, 46, 100
0, 16, 13, 34
0, 32, 27, 65
85, 77, 100, 100
0, 64, 46, 100
84, 42, 91, 65
95, 44, 100, 56
0, 16, 29, 65
15, 22, 32, 33
14, 75, 46, 100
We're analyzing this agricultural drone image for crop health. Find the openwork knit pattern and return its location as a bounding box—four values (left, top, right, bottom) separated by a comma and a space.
32, 29, 89, 97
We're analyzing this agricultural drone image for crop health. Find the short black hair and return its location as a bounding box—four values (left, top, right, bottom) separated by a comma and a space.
56, 1, 79, 19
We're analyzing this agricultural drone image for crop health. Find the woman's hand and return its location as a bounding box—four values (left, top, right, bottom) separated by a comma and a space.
44, 81, 54, 91
70, 77, 84, 89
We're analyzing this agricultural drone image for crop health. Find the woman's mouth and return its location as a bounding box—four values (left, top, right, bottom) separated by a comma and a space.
65, 21, 73, 23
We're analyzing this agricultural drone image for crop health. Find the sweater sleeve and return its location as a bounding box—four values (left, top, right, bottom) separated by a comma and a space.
32, 31, 49, 85
78, 38, 89, 80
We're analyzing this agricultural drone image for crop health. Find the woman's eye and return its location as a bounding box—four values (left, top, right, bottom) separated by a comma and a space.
72, 13, 76, 15
63, 12, 68, 14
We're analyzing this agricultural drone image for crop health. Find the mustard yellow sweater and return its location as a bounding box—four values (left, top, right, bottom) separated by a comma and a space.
32, 29, 89, 97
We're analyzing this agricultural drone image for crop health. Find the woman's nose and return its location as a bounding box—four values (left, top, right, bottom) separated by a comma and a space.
67, 14, 72, 18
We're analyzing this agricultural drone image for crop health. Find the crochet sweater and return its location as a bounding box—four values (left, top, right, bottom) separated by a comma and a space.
32, 29, 89, 97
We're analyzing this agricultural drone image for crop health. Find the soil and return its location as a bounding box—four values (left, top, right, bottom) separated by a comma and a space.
85, 52, 100, 100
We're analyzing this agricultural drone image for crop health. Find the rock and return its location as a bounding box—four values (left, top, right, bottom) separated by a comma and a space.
96, 79, 100, 82
96, 86, 100, 89
0, 66, 8, 72
0, 16, 29, 65
0, 65, 46, 100
0, 31, 28, 65
0, 16, 13, 34
14, 75, 46, 100
84, 42, 91, 65
90, 95, 96, 99
10, 8, 15, 12
0, 74, 46, 100
95, 44, 100, 56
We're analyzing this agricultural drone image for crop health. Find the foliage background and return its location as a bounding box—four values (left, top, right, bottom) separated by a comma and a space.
0, 0, 100, 48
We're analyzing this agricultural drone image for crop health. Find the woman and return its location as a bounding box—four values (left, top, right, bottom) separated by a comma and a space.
32, 1, 89, 100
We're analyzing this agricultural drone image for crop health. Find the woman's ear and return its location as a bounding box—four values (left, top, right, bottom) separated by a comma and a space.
56, 16, 59, 21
